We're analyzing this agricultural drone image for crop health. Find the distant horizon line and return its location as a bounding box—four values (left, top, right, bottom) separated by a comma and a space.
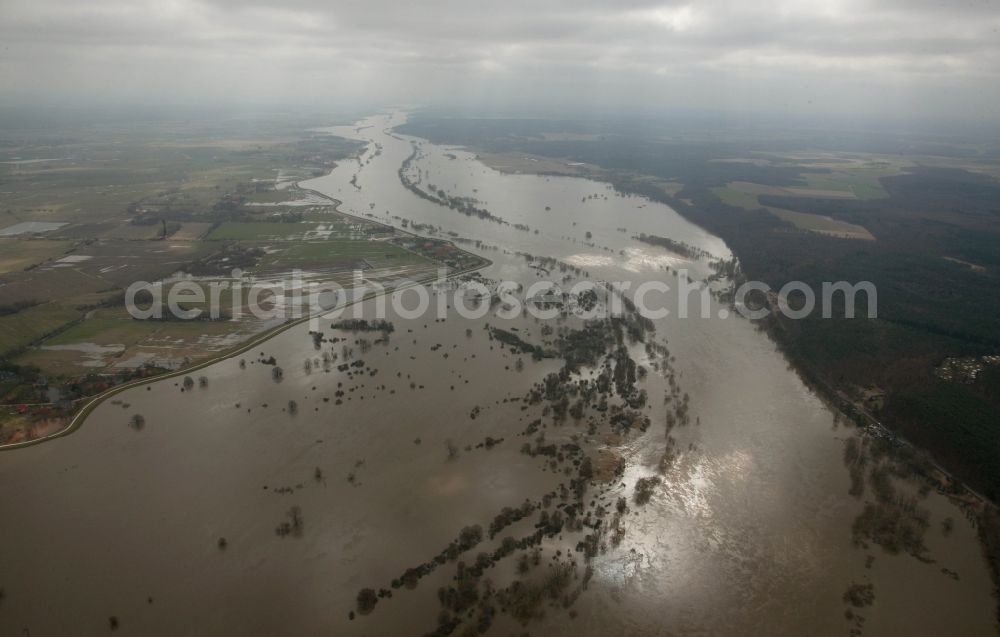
0, 100, 997, 139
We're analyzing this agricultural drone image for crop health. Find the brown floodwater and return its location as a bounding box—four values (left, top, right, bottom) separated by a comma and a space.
0, 112, 994, 637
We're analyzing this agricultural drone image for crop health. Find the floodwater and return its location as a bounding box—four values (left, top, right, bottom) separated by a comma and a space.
0, 112, 995, 637
0, 221, 67, 236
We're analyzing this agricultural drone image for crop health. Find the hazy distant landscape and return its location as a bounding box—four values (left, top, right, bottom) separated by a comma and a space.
2, 0, 999, 635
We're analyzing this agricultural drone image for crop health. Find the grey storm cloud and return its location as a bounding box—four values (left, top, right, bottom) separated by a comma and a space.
1, 0, 998, 119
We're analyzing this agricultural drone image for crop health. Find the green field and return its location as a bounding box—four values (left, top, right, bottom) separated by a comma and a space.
0, 124, 363, 235
0, 121, 368, 377
259, 238, 423, 266
0, 239, 73, 274
765, 207, 874, 239
710, 186, 759, 209
0, 303, 83, 354
801, 166, 892, 199
15, 304, 259, 374
42, 313, 145, 346
207, 221, 322, 240
711, 183, 875, 239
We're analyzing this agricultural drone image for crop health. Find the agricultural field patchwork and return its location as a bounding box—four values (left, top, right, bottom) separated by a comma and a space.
707, 154, 897, 240
0, 118, 478, 443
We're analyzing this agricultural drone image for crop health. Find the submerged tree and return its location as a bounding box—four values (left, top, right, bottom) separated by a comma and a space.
356, 588, 378, 615
275, 506, 305, 538
633, 476, 660, 505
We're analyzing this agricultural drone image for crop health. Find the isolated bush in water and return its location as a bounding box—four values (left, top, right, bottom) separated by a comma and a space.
356, 588, 378, 614
633, 476, 660, 505
332, 319, 394, 333
843, 583, 875, 607
275, 506, 304, 538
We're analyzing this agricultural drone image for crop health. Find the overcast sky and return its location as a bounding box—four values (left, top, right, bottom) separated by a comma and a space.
1, 0, 998, 122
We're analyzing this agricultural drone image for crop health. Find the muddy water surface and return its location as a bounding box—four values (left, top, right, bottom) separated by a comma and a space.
0, 112, 994, 637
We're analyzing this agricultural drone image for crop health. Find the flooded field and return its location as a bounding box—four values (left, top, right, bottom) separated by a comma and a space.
0, 112, 995, 637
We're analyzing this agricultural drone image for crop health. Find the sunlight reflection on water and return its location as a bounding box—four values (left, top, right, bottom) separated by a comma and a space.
565, 247, 687, 273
